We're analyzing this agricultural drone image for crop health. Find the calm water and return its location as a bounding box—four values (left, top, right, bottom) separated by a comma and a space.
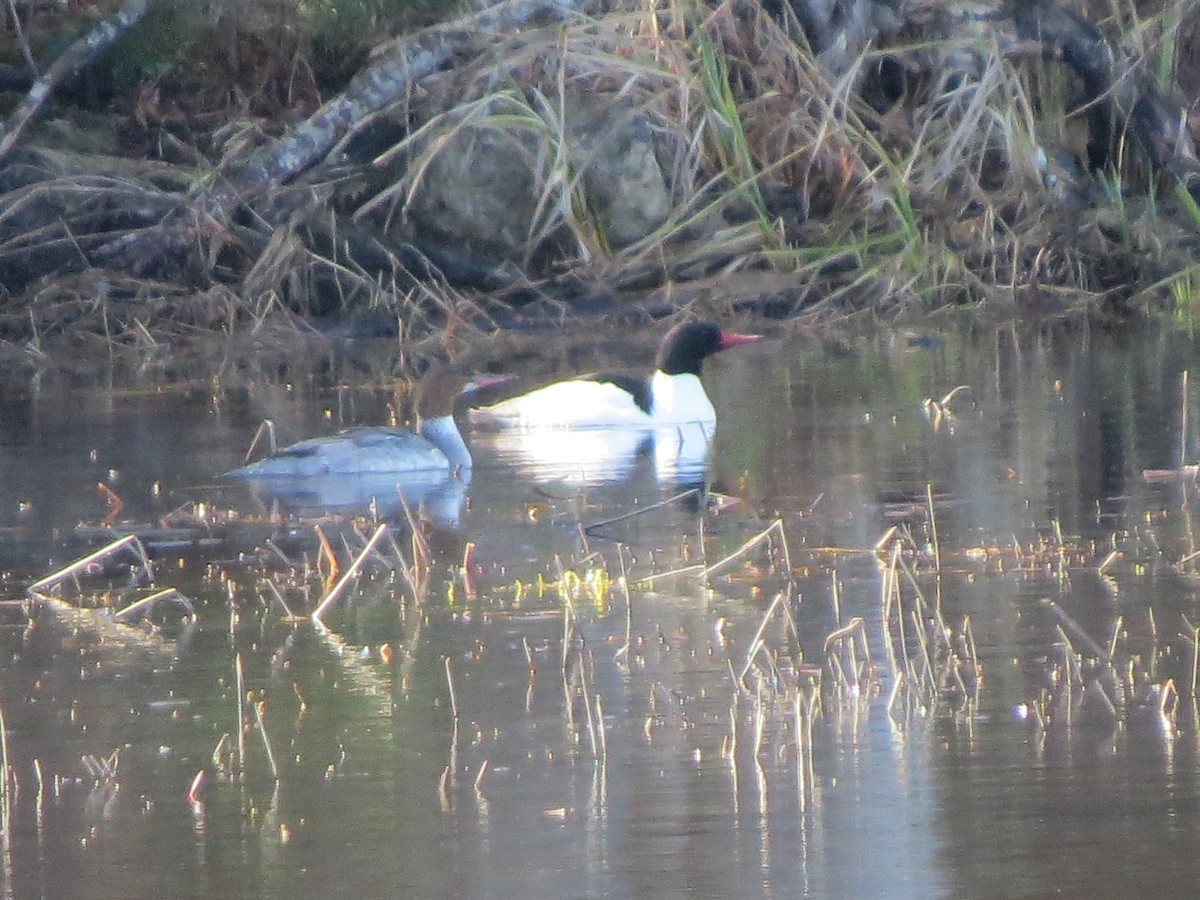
3, 322, 1200, 898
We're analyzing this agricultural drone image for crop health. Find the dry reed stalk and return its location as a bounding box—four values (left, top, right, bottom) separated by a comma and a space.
594, 695, 607, 763
32, 757, 42, 819
263, 580, 298, 621
1182, 615, 1200, 695
1107, 616, 1124, 661
383, 531, 420, 606
1158, 680, 1178, 732
438, 765, 451, 812
910, 608, 936, 700
614, 545, 633, 662
522, 636, 536, 674
1041, 598, 1110, 663
702, 518, 791, 579
737, 590, 789, 684
1182, 371, 1190, 471
242, 419, 278, 463
794, 685, 818, 810
27, 533, 153, 597
444, 656, 460, 721
925, 483, 941, 573
187, 770, 205, 804
112, 587, 196, 624
579, 652, 599, 758
560, 602, 578, 730
314, 525, 340, 589
447, 720, 459, 809
312, 523, 389, 625
397, 492, 432, 595
1097, 550, 1120, 575
823, 616, 870, 697
632, 563, 707, 585
584, 488, 702, 535
885, 673, 905, 722
0, 700, 9, 834
725, 702, 738, 762
752, 684, 765, 760
252, 698, 279, 780
461, 541, 478, 600
874, 526, 899, 551
235, 653, 247, 780
962, 615, 981, 702
831, 569, 842, 626
879, 541, 900, 677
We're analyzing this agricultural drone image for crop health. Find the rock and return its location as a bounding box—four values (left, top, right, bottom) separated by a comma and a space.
564, 92, 671, 248
398, 91, 670, 271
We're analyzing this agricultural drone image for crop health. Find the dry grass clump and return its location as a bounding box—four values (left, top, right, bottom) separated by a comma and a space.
338, 0, 1200, 322
4, 0, 1200, 362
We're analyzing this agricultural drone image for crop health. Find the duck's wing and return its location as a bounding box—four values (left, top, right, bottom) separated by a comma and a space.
227, 427, 449, 477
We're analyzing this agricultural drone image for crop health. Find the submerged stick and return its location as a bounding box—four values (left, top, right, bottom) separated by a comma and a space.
312, 523, 389, 625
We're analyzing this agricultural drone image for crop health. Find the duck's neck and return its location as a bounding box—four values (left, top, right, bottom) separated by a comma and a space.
649, 371, 716, 426
420, 415, 472, 471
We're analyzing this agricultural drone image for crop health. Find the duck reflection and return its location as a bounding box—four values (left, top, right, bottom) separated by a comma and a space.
471, 421, 713, 489
234, 469, 471, 529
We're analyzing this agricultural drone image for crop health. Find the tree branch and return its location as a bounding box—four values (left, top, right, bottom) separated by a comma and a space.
0, 0, 152, 162
95, 0, 599, 275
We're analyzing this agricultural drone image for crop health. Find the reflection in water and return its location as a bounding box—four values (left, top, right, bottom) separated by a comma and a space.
8, 326, 1200, 896
234, 469, 472, 528
473, 420, 713, 487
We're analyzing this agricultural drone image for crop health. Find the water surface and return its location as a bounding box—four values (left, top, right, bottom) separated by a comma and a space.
3, 322, 1200, 898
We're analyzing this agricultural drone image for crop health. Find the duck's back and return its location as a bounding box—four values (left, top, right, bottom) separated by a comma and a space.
229, 427, 450, 477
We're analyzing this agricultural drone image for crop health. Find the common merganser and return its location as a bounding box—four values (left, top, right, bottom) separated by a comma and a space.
470, 322, 761, 430
226, 368, 498, 479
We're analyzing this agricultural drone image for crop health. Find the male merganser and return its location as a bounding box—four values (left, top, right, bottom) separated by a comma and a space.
470, 322, 761, 430
227, 368, 496, 479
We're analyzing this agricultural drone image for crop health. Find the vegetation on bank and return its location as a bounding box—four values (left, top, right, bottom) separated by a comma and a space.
1, 0, 1200, 373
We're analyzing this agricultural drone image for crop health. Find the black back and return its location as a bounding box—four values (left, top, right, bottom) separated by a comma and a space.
584, 372, 653, 415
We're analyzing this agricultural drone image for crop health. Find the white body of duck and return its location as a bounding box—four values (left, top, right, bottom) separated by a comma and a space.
470, 322, 760, 431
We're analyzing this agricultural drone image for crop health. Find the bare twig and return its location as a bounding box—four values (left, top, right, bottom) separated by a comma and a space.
312, 523, 389, 625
